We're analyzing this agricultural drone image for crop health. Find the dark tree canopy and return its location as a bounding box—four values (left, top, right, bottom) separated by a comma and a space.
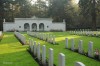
0, 0, 100, 31
79, 0, 100, 30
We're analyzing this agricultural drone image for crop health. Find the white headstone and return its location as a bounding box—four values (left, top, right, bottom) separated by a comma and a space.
37, 43, 40, 60
48, 48, 53, 66
58, 53, 65, 66
78, 40, 83, 54
45, 34, 47, 41
75, 62, 85, 66
50, 35, 52, 43
47, 34, 50, 42
71, 39, 75, 51
29, 39, 34, 52
43, 34, 45, 40
41, 33, 43, 40
53, 35, 55, 44
88, 41, 93, 57
42, 45, 46, 65
34, 41, 37, 56
65, 38, 68, 48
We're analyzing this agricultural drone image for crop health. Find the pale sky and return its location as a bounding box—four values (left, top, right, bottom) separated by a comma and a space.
30, 0, 79, 4
74, 0, 79, 4
30, 0, 46, 4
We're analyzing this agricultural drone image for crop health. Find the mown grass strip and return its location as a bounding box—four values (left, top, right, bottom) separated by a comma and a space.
24, 32, 100, 66
0, 32, 39, 66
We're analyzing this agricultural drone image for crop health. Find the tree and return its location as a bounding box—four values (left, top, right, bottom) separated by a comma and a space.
48, 0, 66, 22
64, 0, 80, 29
79, 0, 100, 30
0, 0, 34, 30
34, 0, 49, 17
0, 0, 5, 31
15, 0, 34, 18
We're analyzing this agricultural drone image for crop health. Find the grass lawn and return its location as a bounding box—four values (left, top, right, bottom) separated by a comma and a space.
23, 32, 100, 66
0, 32, 38, 66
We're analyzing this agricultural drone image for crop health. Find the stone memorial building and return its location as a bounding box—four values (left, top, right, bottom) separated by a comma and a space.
3, 17, 66, 32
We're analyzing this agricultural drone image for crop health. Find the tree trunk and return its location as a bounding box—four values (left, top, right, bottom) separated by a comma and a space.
0, 19, 3, 31
0, 1, 4, 31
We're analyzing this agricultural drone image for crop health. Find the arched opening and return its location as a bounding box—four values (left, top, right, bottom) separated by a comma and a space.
39, 23, 44, 31
24, 23, 30, 31
32, 23, 37, 31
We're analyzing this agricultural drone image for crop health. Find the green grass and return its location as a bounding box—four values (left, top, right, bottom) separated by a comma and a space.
23, 32, 100, 66
0, 32, 38, 66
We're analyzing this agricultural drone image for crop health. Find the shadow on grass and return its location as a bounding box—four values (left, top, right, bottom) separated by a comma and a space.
0, 50, 38, 66
0, 35, 18, 45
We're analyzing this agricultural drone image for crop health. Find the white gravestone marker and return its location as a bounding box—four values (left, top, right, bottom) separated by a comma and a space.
53, 35, 55, 44
75, 62, 85, 66
37, 43, 40, 60
34, 41, 37, 56
88, 41, 93, 57
48, 48, 53, 66
65, 38, 68, 48
58, 53, 65, 66
78, 40, 83, 54
71, 39, 75, 51
42, 45, 46, 65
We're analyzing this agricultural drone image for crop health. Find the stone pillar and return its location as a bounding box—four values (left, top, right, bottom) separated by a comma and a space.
78, 40, 83, 54
37, 43, 40, 60
3, 19, 5, 23
37, 24, 39, 31
42, 45, 46, 65
48, 48, 53, 66
88, 41, 93, 57
71, 39, 75, 51
58, 53, 65, 66
30, 23, 32, 31
65, 38, 68, 48
75, 62, 85, 66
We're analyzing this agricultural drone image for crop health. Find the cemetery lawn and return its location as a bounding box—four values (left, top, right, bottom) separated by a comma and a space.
0, 32, 38, 66
24, 32, 100, 66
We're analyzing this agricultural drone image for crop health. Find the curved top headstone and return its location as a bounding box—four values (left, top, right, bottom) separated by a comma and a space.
75, 62, 85, 66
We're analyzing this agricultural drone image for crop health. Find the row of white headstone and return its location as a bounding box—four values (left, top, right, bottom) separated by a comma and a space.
70, 31, 100, 37
14, 32, 26, 44
29, 38, 85, 66
27, 31, 56, 44
65, 38, 100, 59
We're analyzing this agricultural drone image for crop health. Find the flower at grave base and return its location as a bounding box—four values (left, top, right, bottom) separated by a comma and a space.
94, 49, 100, 59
